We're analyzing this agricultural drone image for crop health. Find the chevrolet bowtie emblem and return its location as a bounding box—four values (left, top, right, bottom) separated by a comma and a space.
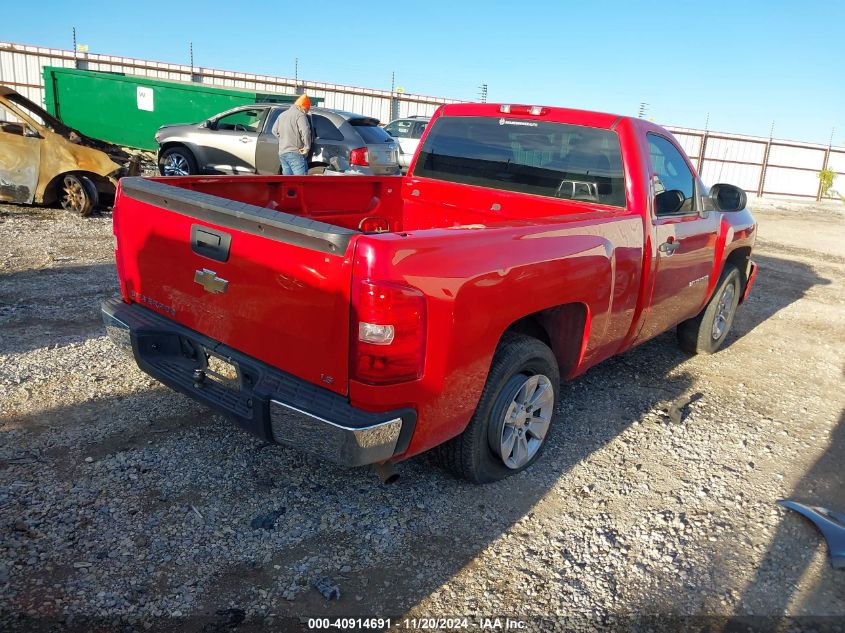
194, 268, 228, 294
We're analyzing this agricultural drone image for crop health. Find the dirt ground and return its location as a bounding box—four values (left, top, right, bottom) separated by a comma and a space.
1, 196, 843, 632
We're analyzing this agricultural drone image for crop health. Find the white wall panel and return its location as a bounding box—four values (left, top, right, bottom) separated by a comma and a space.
700, 162, 762, 191
704, 137, 766, 163
763, 167, 820, 195
671, 132, 702, 161
827, 151, 845, 173
767, 144, 825, 169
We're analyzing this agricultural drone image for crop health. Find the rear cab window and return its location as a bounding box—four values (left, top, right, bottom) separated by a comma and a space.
413, 116, 626, 207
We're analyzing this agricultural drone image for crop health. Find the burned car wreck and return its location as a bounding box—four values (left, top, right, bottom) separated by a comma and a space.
0, 85, 138, 215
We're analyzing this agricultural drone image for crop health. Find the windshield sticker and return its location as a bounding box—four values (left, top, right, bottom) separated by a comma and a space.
499, 118, 538, 127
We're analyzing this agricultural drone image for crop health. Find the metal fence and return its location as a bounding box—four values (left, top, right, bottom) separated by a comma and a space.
0, 41, 460, 126
2, 40, 843, 200
667, 126, 844, 201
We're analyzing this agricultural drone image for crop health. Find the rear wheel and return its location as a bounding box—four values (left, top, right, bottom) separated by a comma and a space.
60, 174, 98, 216
677, 263, 742, 354
434, 333, 560, 483
159, 147, 197, 176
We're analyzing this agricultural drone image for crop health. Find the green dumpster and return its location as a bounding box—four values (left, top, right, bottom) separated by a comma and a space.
43, 67, 311, 150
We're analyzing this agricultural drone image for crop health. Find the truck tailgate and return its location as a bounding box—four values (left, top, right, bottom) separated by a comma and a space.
114, 177, 358, 395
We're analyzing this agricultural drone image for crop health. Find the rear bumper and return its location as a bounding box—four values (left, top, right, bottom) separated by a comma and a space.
101, 298, 415, 467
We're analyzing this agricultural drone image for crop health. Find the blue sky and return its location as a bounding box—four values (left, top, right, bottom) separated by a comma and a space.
3, 0, 843, 144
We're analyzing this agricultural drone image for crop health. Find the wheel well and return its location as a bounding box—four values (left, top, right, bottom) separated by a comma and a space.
41, 171, 112, 206
158, 142, 193, 157
725, 246, 752, 292
504, 303, 588, 379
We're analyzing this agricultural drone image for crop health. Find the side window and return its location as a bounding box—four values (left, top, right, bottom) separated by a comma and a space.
264, 108, 282, 132
648, 133, 695, 214
0, 106, 26, 136
411, 121, 428, 139
385, 120, 413, 138
311, 114, 344, 141
214, 109, 264, 132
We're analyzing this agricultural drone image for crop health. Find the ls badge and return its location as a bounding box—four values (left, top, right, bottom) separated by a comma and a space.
194, 268, 228, 294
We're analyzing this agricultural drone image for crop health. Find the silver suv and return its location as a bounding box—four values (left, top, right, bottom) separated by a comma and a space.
156, 104, 400, 176
384, 115, 430, 171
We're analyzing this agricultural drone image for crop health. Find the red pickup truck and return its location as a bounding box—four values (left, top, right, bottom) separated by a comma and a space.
102, 103, 757, 483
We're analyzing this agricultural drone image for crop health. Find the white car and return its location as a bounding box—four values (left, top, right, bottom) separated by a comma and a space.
383, 116, 430, 171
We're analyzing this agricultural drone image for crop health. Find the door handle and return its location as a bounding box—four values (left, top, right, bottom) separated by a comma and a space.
658, 239, 681, 254
240, 136, 250, 143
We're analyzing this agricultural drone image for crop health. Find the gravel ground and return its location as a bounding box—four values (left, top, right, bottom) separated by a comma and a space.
1, 197, 843, 632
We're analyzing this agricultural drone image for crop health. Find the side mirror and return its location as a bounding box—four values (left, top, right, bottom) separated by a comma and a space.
710, 183, 747, 212
655, 189, 685, 215
205, 119, 217, 131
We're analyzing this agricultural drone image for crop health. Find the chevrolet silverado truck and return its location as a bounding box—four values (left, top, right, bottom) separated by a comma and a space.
102, 103, 757, 483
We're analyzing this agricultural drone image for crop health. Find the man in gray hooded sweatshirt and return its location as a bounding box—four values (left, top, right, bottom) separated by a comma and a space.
271, 94, 311, 175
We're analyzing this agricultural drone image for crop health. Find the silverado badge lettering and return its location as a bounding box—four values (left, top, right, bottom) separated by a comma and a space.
194, 269, 228, 294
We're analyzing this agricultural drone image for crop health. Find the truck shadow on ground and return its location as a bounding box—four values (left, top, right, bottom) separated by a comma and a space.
0, 263, 117, 356
0, 251, 833, 631
721, 253, 831, 350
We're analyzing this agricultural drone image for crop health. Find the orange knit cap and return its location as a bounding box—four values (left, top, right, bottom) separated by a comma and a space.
295, 94, 311, 110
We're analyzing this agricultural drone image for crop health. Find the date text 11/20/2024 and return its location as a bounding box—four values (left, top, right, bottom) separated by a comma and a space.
307, 617, 528, 630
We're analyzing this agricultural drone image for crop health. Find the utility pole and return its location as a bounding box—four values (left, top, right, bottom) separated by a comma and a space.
478, 83, 488, 103
698, 112, 710, 173
758, 121, 775, 198
189, 42, 200, 82
638, 102, 648, 119
390, 71, 399, 121
72, 27, 88, 69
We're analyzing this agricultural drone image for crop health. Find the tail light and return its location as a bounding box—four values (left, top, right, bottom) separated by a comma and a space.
350, 147, 369, 166
352, 278, 426, 384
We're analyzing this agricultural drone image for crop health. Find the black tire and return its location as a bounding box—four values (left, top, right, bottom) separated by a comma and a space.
677, 263, 742, 355
59, 174, 98, 217
158, 146, 198, 176
434, 333, 560, 483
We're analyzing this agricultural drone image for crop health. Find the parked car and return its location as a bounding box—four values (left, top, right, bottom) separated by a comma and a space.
0, 85, 138, 215
104, 102, 757, 483
384, 115, 430, 171
155, 104, 400, 177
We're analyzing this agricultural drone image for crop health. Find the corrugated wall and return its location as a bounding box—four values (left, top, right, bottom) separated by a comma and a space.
2, 41, 843, 199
